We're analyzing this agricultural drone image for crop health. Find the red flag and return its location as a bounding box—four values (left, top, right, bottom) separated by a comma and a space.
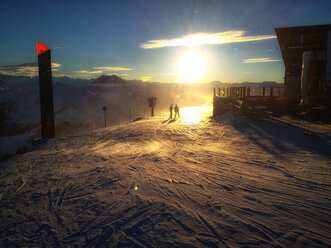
37, 41, 50, 56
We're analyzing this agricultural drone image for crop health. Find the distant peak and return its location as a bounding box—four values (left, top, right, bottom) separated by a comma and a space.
92, 74, 126, 85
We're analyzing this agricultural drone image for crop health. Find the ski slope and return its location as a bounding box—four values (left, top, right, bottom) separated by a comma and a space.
0, 106, 330, 247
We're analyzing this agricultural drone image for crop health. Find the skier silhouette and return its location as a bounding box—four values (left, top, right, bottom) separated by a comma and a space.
169, 104, 173, 118
174, 104, 180, 118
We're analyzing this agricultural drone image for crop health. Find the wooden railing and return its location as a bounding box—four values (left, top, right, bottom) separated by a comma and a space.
213, 86, 285, 99
213, 87, 247, 100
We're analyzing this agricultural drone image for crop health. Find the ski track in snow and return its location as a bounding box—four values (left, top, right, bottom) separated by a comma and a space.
0, 110, 330, 247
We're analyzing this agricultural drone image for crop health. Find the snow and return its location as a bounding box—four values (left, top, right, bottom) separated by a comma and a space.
0, 132, 33, 159
0, 106, 330, 247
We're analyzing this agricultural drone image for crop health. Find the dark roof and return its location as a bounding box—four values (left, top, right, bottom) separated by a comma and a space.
275, 24, 331, 73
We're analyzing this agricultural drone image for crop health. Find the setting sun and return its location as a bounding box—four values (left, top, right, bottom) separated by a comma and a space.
178, 50, 206, 82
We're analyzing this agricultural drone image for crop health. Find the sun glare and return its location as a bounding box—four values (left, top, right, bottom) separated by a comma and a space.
178, 50, 206, 83
180, 106, 213, 125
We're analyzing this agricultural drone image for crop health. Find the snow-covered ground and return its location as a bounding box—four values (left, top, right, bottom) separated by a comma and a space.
0, 131, 34, 159
0, 106, 330, 247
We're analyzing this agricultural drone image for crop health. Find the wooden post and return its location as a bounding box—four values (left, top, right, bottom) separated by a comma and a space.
104, 110, 107, 127
247, 87, 251, 97
37, 42, 55, 139
147, 97, 157, 117
102, 106, 107, 127
263, 86, 265, 96
270, 87, 273, 106
213, 88, 216, 98
218, 87, 221, 97
129, 108, 131, 122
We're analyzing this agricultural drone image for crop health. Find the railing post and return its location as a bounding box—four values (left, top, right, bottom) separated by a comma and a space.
270, 87, 273, 107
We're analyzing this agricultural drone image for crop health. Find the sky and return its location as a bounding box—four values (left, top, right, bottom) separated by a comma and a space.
0, 0, 330, 83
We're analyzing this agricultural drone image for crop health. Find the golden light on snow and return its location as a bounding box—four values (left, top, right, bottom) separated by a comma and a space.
178, 50, 206, 82
180, 105, 213, 125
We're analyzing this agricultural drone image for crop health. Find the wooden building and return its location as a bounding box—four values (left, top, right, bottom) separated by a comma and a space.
275, 24, 331, 109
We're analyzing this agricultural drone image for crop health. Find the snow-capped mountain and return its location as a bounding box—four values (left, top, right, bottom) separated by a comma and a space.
92, 75, 126, 85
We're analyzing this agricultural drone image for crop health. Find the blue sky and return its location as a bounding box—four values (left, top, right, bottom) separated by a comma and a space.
0, 0, 330, 83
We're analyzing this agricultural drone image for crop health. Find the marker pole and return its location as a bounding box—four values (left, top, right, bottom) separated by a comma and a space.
37, 42, 55, 139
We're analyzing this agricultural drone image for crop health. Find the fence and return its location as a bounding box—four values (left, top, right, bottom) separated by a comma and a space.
213, 86, 285, 116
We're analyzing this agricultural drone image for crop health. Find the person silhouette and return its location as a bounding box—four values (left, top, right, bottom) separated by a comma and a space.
169, 104, 173, 118
174, 104, 180, 118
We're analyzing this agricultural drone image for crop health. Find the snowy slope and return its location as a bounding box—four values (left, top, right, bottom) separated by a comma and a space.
0, 107, 330, 247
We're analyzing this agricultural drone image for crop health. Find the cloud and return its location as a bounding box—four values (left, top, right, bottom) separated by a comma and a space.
141, 76, 152, 82
51, 63, 61, 68
159, 73, 179, 76
242, 58, 281, 63
73, 67, 132, 76
71, 74, 94, 79
74, 70, 104, 74
140, 30, 276, 49
0, 63, 61, 77
105, 73, 129, 76
0, 63, 38, 76
53, 73, 68, 77
93, 66, 132, 71
148, 73, 179, 76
